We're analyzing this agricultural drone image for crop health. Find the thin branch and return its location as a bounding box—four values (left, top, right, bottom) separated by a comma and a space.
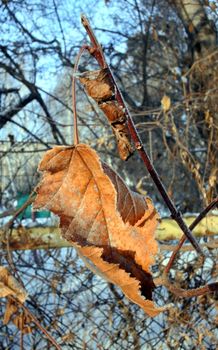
9, 295, 62, 350
0, 116, 51, 148
165, 197, 218, 273
52, 0, 67, 54
81, 15, 107, 68
94, 27, 130, 38
0, 88, 19, 94
0, 93, 36, 129
155, 275, 218, 298
5, 5, 58, 46
0, 208, 17, 219
160, 239, 218, 252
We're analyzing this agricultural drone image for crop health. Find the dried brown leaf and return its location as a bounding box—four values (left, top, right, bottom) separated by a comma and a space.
80, 69, 134, 161
112, 124, 134, 161
4, 298, 33, 333
13, 313, 33, 334
3, 300, 18, 325
0, 266, 27, 303
161, 95, 171, 113
79, 68, 113, 102
100, 101, 125, 123
34, 144, 167, 316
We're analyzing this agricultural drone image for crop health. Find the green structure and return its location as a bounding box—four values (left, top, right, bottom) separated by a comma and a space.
17, 193, 50, 219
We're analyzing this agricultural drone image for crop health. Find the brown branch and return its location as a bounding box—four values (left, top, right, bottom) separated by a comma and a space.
80, 15, 204, 257
156, 274, 218, 298
160, 239, 218, 252
0, 208, 17, 219
0, 88, 19, 94
81, 15, 107, 68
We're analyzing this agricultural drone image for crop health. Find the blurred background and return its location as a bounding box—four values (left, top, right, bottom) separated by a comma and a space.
0, 0, 217, 349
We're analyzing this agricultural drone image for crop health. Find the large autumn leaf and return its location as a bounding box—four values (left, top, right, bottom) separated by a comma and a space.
34, 144, 166, 316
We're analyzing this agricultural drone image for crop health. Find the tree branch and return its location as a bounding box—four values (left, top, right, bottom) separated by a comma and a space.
0, 57, 66, 144
0, 88, 19, 94
80, 15, 205, 256
0, 93, 36, 128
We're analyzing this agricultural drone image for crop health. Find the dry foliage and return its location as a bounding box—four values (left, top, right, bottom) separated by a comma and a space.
161, 95, 171, 113
0, 266, 31, 333
34, 143, 167, 316
0, 266, 27, 303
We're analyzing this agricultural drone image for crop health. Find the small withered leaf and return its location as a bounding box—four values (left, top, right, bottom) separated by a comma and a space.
13, 313, 33, 334
79, 69, 134, 161
113, 126, 134, 161
3, 300, 18, 325
100, 101, 125, 123
79, 68, 113, 102
34, 144, 167, 316
161, 95, 171, 113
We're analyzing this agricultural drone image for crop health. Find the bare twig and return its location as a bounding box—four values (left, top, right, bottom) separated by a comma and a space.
160, 239, 218, 252
0, 92, 36, 129
0, 208, 17, 219
155, 275, 218, 298
165, 197, 218, 273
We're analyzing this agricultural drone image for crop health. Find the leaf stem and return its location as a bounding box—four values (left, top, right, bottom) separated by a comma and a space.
72, 45, 87, 145
80, 15, 204, 257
